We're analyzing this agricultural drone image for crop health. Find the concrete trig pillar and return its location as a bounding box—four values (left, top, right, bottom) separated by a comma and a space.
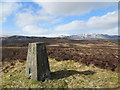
26, 42, 51, 81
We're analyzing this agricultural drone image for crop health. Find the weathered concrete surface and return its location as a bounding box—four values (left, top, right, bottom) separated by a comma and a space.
26, 42, 50, 81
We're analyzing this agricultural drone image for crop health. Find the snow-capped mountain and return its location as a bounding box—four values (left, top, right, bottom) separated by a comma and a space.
1, 34, 119, 41
63, 34, 119, 40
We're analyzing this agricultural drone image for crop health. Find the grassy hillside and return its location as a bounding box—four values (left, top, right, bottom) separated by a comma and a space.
2, 58, 119, 88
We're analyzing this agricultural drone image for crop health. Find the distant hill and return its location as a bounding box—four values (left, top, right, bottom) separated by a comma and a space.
1, 35, 47, 41
1, 35, 71, 47
1, 34, 119, 43
63, 34, 119, 40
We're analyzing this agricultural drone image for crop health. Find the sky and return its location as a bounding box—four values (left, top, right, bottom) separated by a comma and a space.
0, 1, 118, 37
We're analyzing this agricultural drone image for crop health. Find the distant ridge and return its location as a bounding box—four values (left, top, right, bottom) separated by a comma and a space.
1, 34, 119, 41
63, 34, 119, 40
1, 35, 47, 40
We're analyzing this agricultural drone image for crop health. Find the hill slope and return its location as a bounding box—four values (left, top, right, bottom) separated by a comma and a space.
2, 58, 119, 88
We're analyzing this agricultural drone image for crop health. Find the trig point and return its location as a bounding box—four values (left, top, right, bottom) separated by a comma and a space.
26, 42, 51, 81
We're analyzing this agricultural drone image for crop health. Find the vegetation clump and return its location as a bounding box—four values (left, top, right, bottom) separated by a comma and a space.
2, 58, 119, 88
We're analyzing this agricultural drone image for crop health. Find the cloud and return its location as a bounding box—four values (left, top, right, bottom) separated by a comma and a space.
34, 2, 115, 16
54, 21, 86, 31
22, 25, 48, 34
36, 33, 70, 37
87, 11, 118, 29
16, 9, 118, 35
15, 9, 56, 34
1, 0, 120, 2
98, 27, 118, 35
0, 2, 21, 24
16, 11, 54, 27
15, 7, 63, 34
54, 11, 118, 34
2, 2, 117, 36
16, 12, 39, 27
